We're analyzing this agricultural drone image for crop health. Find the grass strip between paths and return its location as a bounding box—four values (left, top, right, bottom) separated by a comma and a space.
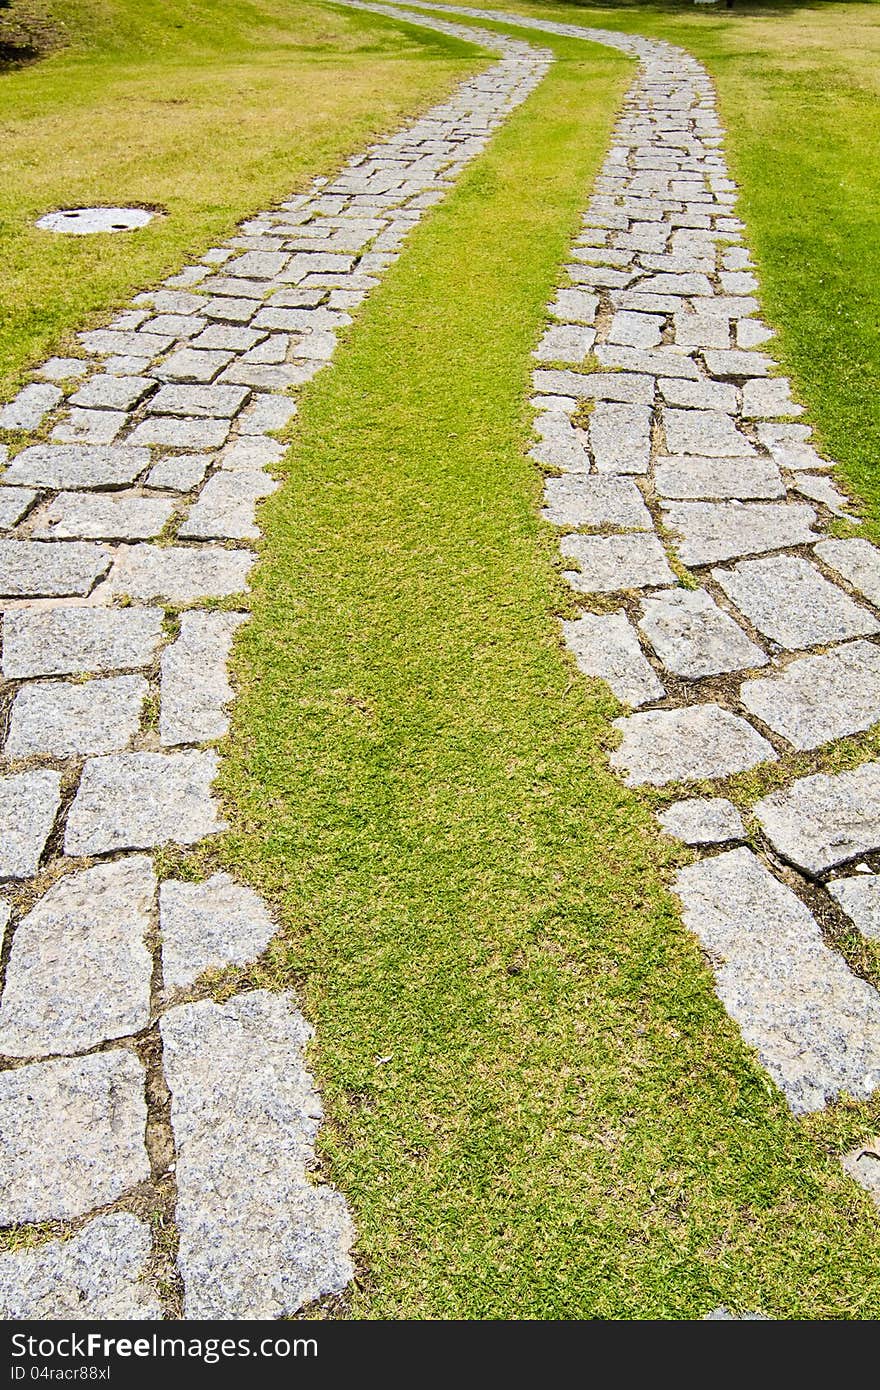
216, 22, 880, 1319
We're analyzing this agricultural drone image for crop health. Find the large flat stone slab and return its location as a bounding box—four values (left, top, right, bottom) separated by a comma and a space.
657, 797, 745, 846
588, 403, 652, 474
653, 455, 784, 501
610, 703, 775, 786
2, 605, 164, 678
2, 444, 149, 490
160, 873, 275, 992
828, 875, 880, 942
561, 532, 675, 593
161, 991, 354, 1318
0, 1051, 149, 1222
5, 674, 147, 759
160, 611, 246, 745
712, 554, 879, 649
128, 418, 230, 450
64, 750, 225, 856
663, 409, 755, 457
561, 610, 664, 707
754, 763, 880, 874
0, 540, 111, 598
662, 501, 818, 566
533, 369, 654, 405
740, 641, 880, 750
674, 848, 880, 1113
0, 770, 62, 879
815, 539, 880, 608
32, 492, 175, 541
147, 384, 250, 419
0, 856, 154, 1056
105, 544, 254, 602
178, 471, 277, 541
542, 476, 651, 530
638, 587, 766, 678
0, 1213, 160, 1320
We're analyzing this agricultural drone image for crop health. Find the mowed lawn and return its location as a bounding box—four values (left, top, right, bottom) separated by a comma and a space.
218, 16, 880, 1318
0, 0, 481, 398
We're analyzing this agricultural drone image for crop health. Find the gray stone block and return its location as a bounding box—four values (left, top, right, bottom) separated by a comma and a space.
0, 540, 110, 597
0, 1051, 149, 1222
160, 873, 275, 991
657, 797, 745, 845
52, 408, 126, 446
533, 325, 596, 363
561, 532, 675, 593
638, 587, 766, 677
128, 417, 230, 449
595, 346, 700, 379
0, 770, 62, 879
155, 349, 235, 384
0, 856, 155, 1056
659, 377, 738, 413
610, 703, 775, 786
662, 501, 818, 566
70, 376, 154, 411
674, 848, 880, 1113
741, 641, 880, 750
0, 383, 62, 431
31, 492, 175, 541
534, 369, 654, 405
0, 487, 37, 529
64, 749, 226, 855
542, 476, 651, 530
703, 350, 772, 378
607, 311, 663, 348
589, 402, 652, 474
561, 610, 663, 707
713, 554, 879, 648
148, 385, 250, 419
815, 539, 880, 608
160, 610, 246, 744
2, 606, 163, 678
828, 875, 880, 942
146, 453, 212, 492
754, 763, 880, 874
663, 408, 755, 457
5, 674, 148, 759
161, 991, 354, 1318
219, 436, 285, 471
237, 394, 297, 434
105, 544, 253, 602
653, 455, 784, 501
548, 289, 598, 324
0, 1214, 160, 1320
2, 444, 149, 489
740, 377, 802, 419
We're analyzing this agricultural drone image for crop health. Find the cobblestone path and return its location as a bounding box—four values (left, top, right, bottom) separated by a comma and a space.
374, 3, 880, 1212
0, 11, 552, 1318
1, 0, 878, 1322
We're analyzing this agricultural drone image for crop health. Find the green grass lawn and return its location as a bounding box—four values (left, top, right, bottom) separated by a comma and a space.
0, 0, 481, 398
216, 17, 880, 1318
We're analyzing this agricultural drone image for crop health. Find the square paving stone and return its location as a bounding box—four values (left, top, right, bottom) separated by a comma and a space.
0, 383, 62, 432
64, 749, 226, 856
160, 872, 275, 992
607, 311, 664, 348
105, 543, 254, 602
561, 610, 664, 707
589, 403, 652, 474
828, 875, 880, 942
237, 394, 297, 434
532, 325, 596, 363
610, 703, 775, 786
712, 554, 879, 648
740, 641, 880, 750
740, 377, 802, 419
638, 587, 766, 677
541, 476, 652, 530
0, 770, 62, 879
0, 1051, 150, 1223
0, 487, 37, 529
31, 492, 175, 541
36, 357, 89, 383
561, 532, 675, 594
674, 848, 880, 1114
656, 797, 745, 845
155, 349, 235, 384
220, 437, 285, 472
243, 334, 290, 365
659, 377, 738, 413
662, 501, 818, 566
203, 298, 259, 324
0, 540, 111, 598
148, 385, 250, 419
2, 605, 163, 678
0, 856, 155, 1056
143, 314, 207, 340
5, 674, 148, 759
160, 991, 353, 1318
2, 444, 149, 489
52, 408, 126, 446
190, 325, 266, 352
70, 376, 154, 412
673, 312, 731, 349
653, 454, 784, 501
815, 539, 880, 609
754, 762, 880, 874
0, 1214, 160, 1320
663, 408, 755, 457
160, 611, 247, 745
548, 289, 598, 324
146, 452, 212, 492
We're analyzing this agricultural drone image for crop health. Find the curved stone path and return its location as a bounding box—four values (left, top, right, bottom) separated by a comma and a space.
0, 0, 877, 1322
0, 11, 552, 1318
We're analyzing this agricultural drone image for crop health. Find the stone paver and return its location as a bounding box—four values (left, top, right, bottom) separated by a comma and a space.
178, 470, 277, 540
64, 750, 225, 855
104, 543, 254, 601
754, 763, 880, 875
638, 587, 765, 678
588, 402, 652, 474
0, 1215, 161, 1320
161, 992, 354, 1318
740, 641, 880, 750
561, 610, 663, 707
675, 849, 880, 1114
661, 501, 818, 566
542, 475, 651, 530
712, 555, 880, 649
5, 674, 148, 759
653, 455, 784, 501
0, 1051, 150, 1222
31, 492, 175, 541
815, 539, 880, 608
160, 611, 246, 744
0, 770, 62, 879
561, 532, 675, 593
0, 540, 111, 597
828, 875, 880, 942
610, 703, 775, 787
2, 443, 149, 489
2, 606, 164, 678
657, 797, 745, 846
160, 873, 276, 992
0, 857, 154, 1056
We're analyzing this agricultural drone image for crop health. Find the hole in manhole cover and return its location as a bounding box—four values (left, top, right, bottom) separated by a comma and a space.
36, 206, 158, 235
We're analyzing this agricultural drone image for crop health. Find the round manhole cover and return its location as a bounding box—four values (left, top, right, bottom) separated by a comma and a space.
36, 206, 157, 235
